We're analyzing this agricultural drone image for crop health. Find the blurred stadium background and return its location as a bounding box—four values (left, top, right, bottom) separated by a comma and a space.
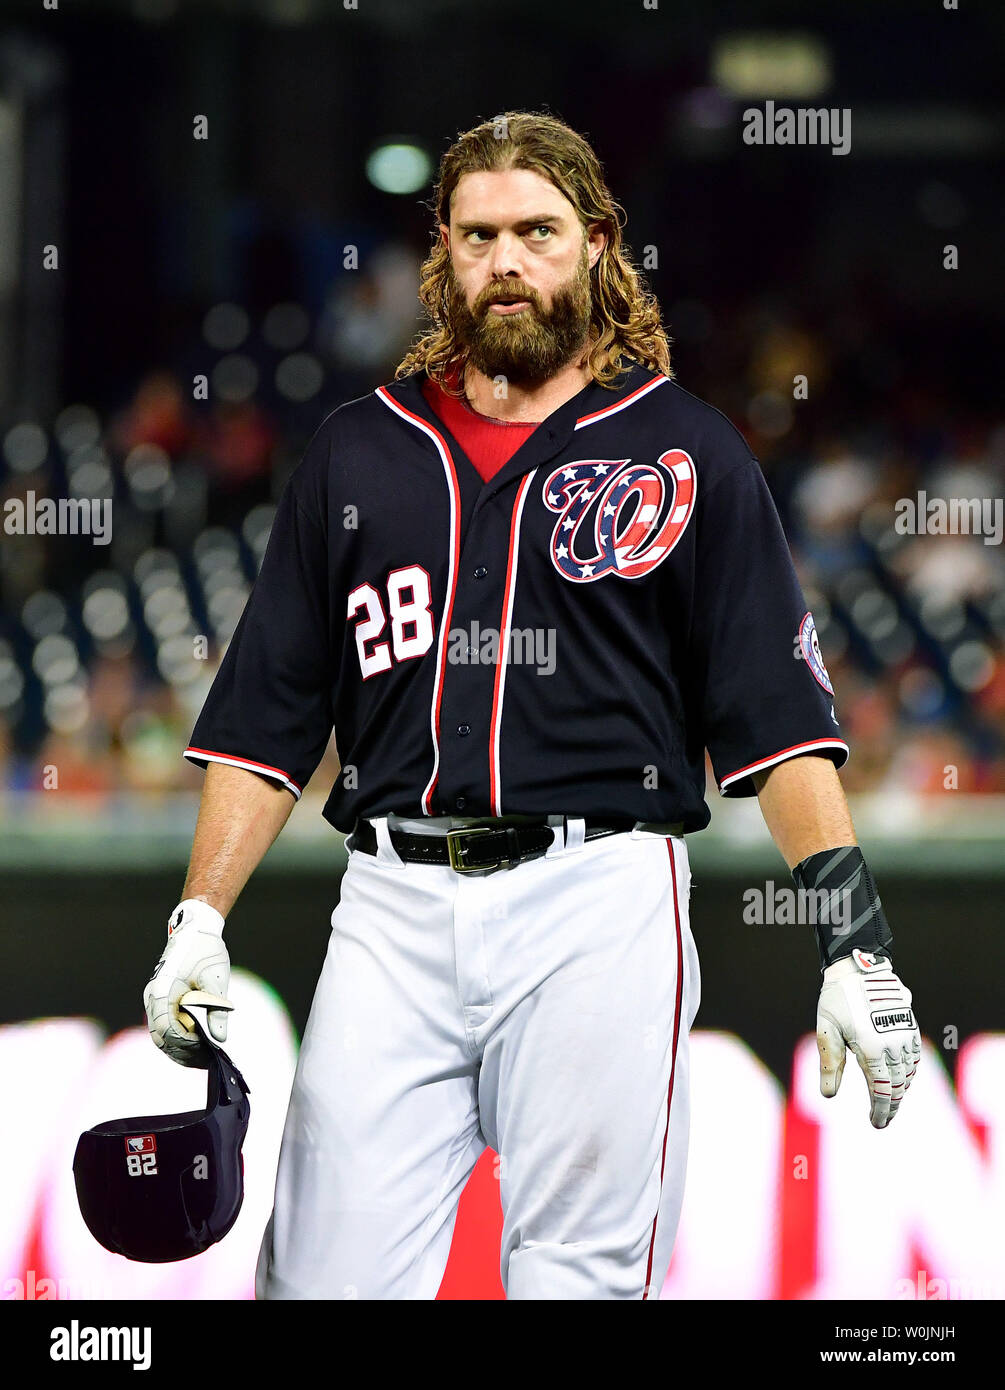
1, 0, 1004, 1301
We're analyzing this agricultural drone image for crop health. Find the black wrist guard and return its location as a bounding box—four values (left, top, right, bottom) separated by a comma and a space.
790, 845, 893, 972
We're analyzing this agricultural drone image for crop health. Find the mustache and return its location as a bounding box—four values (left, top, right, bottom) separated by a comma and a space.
475, 284, 540, 311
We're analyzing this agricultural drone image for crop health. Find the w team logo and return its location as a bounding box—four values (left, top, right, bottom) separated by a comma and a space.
542, 451, 697, 583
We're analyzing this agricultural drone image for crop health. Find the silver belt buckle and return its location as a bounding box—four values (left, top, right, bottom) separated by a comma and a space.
446, 825, 498, 874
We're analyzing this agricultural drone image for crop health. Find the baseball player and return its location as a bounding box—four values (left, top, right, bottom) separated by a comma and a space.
144, 111, 922, 1301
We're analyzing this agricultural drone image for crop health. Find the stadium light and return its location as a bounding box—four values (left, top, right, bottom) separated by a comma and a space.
713, 32, 832, 99
366, 141, 432, 195
203, 303, 250, 352
276, 352, 323, 402
3, 422, 48, 474
262, 303, 309, 351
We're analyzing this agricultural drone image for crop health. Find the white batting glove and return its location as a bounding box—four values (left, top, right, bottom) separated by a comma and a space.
816, 948, 921, 1129
143, 899, 233, 1067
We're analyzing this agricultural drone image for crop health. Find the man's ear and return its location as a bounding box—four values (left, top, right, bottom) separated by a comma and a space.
585, 221, 607, 271
439, 222, 450, 251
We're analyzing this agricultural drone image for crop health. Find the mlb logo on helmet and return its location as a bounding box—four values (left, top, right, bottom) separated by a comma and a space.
125, 1134, 156, 1155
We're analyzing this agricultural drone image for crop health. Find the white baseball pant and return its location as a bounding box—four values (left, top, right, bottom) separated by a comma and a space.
255, 815, 700, 1300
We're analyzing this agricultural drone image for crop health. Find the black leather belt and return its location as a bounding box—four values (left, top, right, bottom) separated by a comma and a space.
349, 817, 637, 874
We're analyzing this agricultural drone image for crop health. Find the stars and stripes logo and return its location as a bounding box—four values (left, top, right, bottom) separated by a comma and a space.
542, 451, 697, 583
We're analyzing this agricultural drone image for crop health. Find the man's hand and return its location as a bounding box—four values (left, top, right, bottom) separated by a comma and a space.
143, 899, 233, 1067
816, 948, 921, 1128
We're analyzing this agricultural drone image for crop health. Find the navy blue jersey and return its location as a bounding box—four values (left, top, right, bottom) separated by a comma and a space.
184, 362, 848, 833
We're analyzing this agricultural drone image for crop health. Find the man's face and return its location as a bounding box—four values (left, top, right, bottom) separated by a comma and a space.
440, 168, 606, 386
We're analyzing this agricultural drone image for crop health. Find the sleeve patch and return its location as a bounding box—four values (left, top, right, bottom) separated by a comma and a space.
798, 612, 834, 695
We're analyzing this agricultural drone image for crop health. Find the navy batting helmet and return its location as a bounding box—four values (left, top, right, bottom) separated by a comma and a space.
72, 1004, 251, 1263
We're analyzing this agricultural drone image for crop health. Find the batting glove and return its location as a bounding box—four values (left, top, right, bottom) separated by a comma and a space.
143, 899, 233, 1067
816, 948, 921, 1129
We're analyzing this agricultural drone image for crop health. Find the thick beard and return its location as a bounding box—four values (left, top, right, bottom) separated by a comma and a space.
446, 249, 593, 387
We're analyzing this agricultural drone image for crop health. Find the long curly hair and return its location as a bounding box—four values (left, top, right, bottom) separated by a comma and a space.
395, 111, 672, 393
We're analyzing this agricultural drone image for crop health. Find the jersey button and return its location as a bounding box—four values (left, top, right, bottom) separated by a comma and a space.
473, 566, 487, 579
455, 796, 467, 811
457, 723, 471, 736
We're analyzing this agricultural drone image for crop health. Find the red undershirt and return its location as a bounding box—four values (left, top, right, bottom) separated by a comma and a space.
421, 374, 541, 484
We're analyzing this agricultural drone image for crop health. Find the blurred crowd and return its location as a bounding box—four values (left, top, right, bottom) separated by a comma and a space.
1, 244, 1003, 803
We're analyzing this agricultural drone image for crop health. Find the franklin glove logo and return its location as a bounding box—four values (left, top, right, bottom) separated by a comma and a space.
871, 1008, 917, 1032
